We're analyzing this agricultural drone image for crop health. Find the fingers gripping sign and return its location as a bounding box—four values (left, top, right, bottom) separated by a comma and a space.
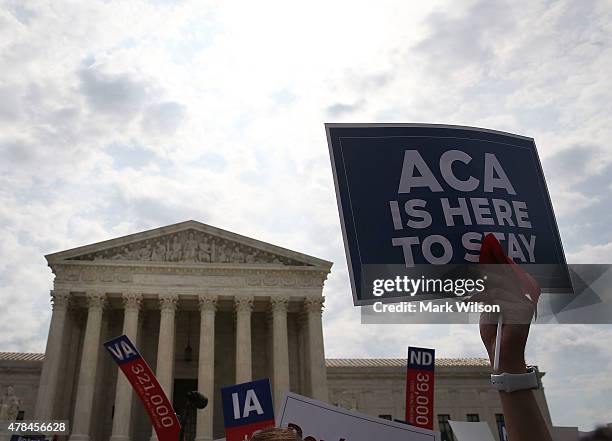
470, 234, 541, 373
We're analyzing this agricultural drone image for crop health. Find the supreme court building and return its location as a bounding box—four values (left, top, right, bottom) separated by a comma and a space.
0, 221, 553, 441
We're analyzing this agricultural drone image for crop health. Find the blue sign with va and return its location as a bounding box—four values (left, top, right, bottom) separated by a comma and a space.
326, 124, 571, 305
104, 334, 141, 365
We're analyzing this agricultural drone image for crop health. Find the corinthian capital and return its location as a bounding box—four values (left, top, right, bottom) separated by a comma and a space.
122, 293, 143, 310
198, 294, 218, 312
50, 290, 70, 310
159, 294, 179, 311
86, 292, 107, 309
304, 297, 325, 314
270, 296, 289, 313
234, 296, 254, 313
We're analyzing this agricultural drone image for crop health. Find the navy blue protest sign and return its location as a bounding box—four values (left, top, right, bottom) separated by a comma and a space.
221, 378, 275, 441
326, 123, 572, 305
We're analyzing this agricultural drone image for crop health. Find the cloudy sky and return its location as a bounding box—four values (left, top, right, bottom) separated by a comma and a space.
1, 0, 611, 431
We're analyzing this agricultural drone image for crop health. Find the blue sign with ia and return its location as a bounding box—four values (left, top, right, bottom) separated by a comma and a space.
327, 124, 572, 305
221, 378, 275, 441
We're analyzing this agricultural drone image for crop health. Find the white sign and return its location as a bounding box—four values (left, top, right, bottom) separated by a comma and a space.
277, 393, 439, 441
448, 421, 495, 441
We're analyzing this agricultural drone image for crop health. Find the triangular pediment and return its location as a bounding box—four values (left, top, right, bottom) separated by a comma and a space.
46, 220, 332, 268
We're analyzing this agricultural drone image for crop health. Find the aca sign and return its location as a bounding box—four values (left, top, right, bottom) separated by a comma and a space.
221, 378, 275, 441
326, 123, 571, 305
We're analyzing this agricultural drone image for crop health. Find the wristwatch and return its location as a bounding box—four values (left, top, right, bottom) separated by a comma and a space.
491, 367, 540, 393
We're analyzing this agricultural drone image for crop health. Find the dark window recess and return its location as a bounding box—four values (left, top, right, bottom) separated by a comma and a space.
467, 413, 480, 422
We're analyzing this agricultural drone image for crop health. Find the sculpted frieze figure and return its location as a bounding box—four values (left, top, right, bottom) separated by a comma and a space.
167, 236, 183, 262
69, 230, 306, 266
110, 245, 139, 261
231, 245, 245, 263
183, 232, 198, 262
151, 241, 166, 261
138, 245, 152, 260
197, 238, 212, 262
216, 243, 229, 263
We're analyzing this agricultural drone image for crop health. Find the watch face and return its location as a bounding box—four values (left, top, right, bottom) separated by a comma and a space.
490, 374, 505, 391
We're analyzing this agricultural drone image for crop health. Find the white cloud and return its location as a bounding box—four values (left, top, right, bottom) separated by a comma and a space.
568, 242, 612, 264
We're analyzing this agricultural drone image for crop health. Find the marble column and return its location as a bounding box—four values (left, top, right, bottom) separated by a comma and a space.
110, 293, 142, 441
271, 296, 290, 405
304, 297, 328, 401
234, 296, 254, 384
34, 290, 70, 420
196, 295, 217, 441
68, 293, 106, 441
297, 314, 309, 396
150, 294, 178, 441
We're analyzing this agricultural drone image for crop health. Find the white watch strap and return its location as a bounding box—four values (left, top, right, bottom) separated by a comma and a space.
491, 367, 539, 393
